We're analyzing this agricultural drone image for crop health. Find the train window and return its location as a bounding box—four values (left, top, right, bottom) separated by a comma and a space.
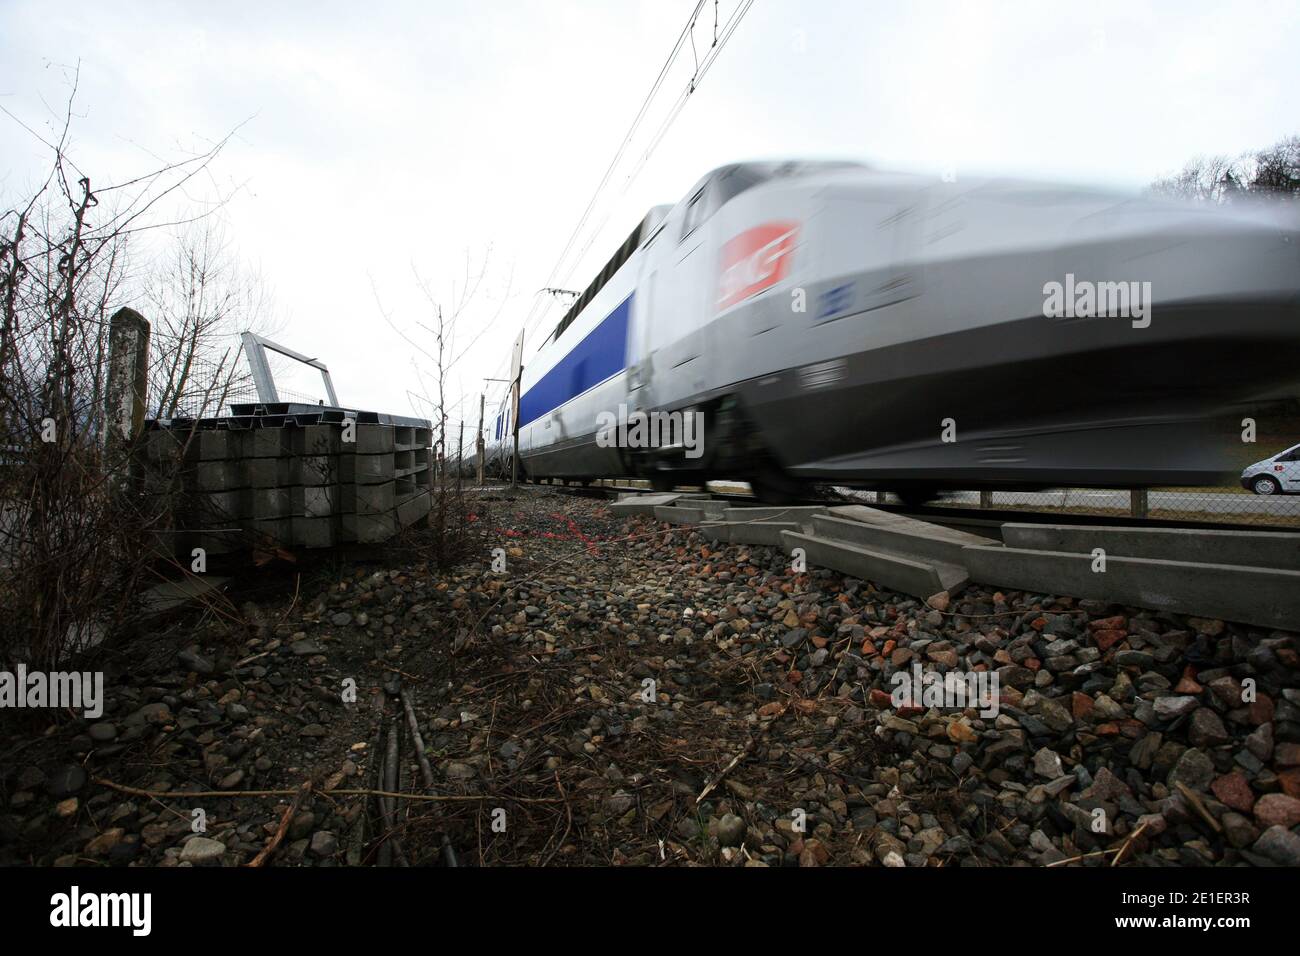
641, 221, 666, 249
551, 217, 645, 343
714, 165, 769, 205
680, 187, 708, 241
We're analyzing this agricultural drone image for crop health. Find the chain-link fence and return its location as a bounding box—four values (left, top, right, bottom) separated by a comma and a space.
865, 404, 1300, 529
892, 486, 1300, 529
161, 353, 330, 419
166, 381, 328, 418
605, 479, 1300, 529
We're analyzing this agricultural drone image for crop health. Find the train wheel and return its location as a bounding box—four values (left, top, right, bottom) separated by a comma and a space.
748, 469, 803, 504
894, 487, 939, 508
650, 475, 675, 493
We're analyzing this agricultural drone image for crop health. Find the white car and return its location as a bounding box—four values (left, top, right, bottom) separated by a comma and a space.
1241, 442, 1300, 495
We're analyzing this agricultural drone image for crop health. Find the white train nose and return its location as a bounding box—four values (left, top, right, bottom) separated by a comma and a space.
504, 161, 1300, 496
1060, 199, 1300, 314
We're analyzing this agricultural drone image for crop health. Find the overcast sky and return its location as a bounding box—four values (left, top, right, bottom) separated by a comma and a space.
3, 0, 1298, 433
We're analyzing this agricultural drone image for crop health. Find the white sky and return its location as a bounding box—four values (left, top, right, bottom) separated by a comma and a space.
3, 0, 1298, 434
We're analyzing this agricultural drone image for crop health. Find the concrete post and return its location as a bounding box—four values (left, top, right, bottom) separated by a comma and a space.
1131, 488, 1148, 519
105, 307, 150, 475
509, 329, 524, 489
476, 393, 485, 486
457, 420, 464, 494
980, 490, 994, 510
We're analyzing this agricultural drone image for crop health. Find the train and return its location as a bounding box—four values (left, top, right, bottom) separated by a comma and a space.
486, 160, 1300, 502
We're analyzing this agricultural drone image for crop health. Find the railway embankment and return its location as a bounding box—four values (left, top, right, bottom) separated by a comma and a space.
2, 483, 1298, 867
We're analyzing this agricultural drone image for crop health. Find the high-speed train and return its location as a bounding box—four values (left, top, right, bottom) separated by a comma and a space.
488, 160, 1300, 502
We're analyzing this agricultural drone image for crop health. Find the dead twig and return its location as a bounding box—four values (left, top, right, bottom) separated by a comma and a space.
92, 777, 560, 804
400, 688, 459, 866
245, 780, 311, 868
1174, 781, 1223, 834
696, 703, 789, 805
696, 736, 757, 805
379, 716, 400, 867
1111, 819, 1153, 867
1046, 819, 1154, 867
538, 770, 573, 867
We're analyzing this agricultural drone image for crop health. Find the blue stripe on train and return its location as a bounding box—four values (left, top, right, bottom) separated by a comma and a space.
518, 294, 632, 428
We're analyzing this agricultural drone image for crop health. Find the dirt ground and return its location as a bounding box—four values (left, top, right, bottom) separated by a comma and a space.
2, 483, 1298, 868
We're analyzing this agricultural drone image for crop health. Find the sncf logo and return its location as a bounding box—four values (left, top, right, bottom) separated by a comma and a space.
716, 221, 799, 311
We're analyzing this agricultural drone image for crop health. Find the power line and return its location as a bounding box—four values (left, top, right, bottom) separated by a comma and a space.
477, 1, 754, 402
519, 1, 703, 342
515, 1, 706, 351
557, 0, 755, 295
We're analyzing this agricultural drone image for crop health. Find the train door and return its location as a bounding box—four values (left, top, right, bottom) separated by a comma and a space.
648, 184, 713, 404
628, 250, 659, 411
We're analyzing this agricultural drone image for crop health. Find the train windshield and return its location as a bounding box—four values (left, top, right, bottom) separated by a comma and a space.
713, 165, 771, 205
713, 161, 867, 206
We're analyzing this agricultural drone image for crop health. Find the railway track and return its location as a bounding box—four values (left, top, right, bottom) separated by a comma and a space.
511, 477, 1286, 536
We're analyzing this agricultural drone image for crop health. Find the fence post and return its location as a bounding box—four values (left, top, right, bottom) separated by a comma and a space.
457, 420, 464, 495
980, 490, 993, 510
476, 393, 485, 486
1130, 488, 1148, 519
105, 307, 150, 487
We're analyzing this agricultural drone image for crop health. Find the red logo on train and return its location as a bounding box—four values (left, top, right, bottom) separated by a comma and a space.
716, 221, 800, 311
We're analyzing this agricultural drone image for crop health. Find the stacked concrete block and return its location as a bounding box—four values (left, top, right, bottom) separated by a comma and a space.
142, 427, 245, 557
288, 423, 342, 549
142, 414, 433, 556
337, 424, 432, 543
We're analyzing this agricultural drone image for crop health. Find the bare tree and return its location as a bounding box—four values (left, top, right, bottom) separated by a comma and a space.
372, 248, 512, 566
144, 219, 276, 420
1249, 135, 1300, 199
1150, 134, 1300, 203
0, 71, 242, 671
1149, 153, 1242, 203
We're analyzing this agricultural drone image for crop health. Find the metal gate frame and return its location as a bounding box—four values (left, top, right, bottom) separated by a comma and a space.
239, 331, 340, 406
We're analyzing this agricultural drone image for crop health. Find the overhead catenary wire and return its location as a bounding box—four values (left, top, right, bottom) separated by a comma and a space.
478, 1, 753, 407
556, 0, 754, 298
513, 1, 707, 354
